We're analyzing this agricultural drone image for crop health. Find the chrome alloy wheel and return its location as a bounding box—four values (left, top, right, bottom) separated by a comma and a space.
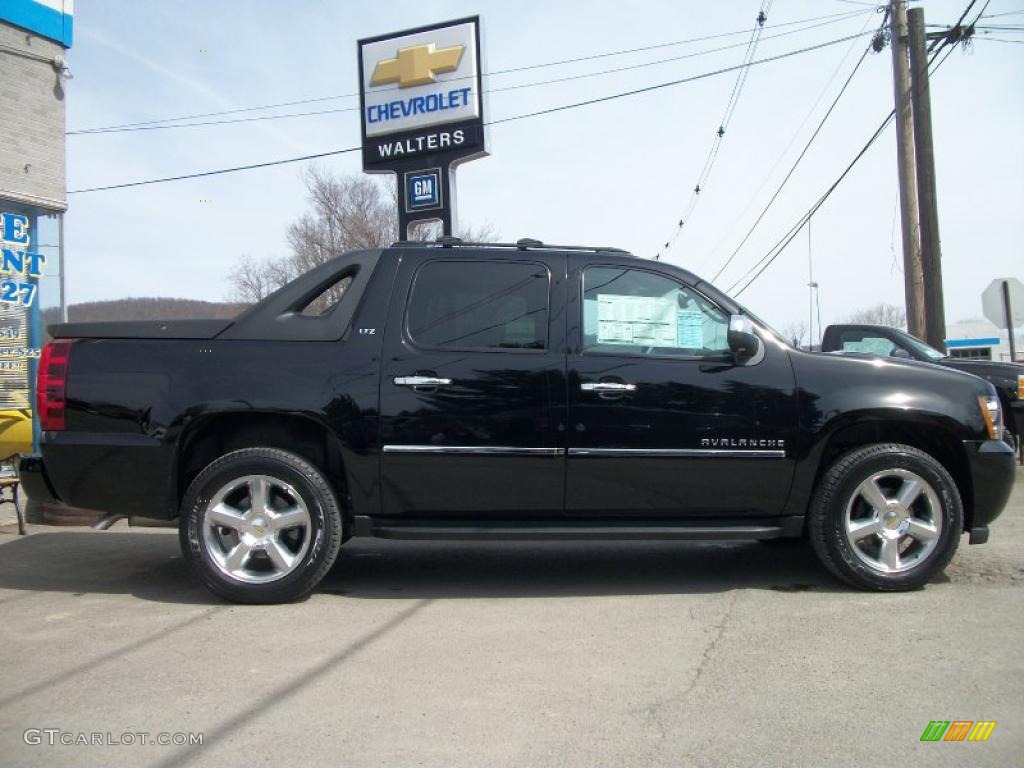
843, 468, 943, 574
201, 474, 312, 584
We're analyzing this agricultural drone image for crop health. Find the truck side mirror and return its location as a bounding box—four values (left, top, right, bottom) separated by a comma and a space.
727, 315, 761, 363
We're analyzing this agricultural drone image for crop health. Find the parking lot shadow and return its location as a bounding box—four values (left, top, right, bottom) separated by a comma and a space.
0, 530, 223, 605
325, 537, 847, 598
0, 530, 849, 604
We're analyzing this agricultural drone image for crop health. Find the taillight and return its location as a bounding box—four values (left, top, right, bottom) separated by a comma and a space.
37, 340, 71, 432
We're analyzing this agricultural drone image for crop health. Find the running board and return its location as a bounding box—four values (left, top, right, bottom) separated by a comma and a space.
352, 516, 796, 541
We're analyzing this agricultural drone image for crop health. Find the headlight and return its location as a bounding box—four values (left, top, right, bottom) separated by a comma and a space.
1017, 374, 1023, 400
977, 394, 1004, 440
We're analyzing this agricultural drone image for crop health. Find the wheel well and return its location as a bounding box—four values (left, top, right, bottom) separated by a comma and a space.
174, 413, 348, 518
815, 420, 973, 530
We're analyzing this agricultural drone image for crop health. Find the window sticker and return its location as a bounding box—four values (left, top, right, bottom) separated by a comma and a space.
676, 310, 704, 348
842, 338, 894, 355
596, 294, 676, 346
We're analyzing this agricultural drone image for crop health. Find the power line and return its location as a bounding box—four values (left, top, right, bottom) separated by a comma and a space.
68, 10, 870, 136
980, 8, 1024, 18
68, 148, 362, 194
710, 33, 878, 283
728, 113, 894, 296
656, 2, 774, 260
718, 2, 982, 295
482, 34, 868, 127
729, 34, 963, 297
69, 30, 869, 194
695, 8, 879, 274
64, 8, 872, 134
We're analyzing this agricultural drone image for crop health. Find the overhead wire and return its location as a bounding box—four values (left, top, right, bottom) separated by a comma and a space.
69, 30, 871, 194
65, 7, 869, 134
68, 9, 866, 136
695, 7, 879, 275
709, 12, 884, 283
655, 0, 774, 261
979, 8, 1024, 17
728, 31, 966, 298
720, 0, 985, 296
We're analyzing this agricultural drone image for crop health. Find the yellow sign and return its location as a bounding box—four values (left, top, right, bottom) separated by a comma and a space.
370, 43, 465, 88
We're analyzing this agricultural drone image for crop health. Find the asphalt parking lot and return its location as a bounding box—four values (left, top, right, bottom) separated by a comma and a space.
0, 469, 1021, 768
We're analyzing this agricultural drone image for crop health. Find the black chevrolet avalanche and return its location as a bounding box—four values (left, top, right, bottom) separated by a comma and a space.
22, 240, 1016, 603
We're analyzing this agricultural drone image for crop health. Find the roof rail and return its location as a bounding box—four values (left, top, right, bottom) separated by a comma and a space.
391, 236, 633, 255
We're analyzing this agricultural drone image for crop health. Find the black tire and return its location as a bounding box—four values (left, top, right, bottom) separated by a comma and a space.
179, 447, 343, 604
809, 443, 962, 591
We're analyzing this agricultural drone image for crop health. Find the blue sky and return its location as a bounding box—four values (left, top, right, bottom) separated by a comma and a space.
64, 0, 1023, 333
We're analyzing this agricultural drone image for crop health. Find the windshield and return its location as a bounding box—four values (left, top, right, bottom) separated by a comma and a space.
893, 329, 946, 361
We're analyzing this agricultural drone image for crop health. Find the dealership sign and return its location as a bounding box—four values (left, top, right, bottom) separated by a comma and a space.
358, 17, 488, 237
1, 212, 43, 308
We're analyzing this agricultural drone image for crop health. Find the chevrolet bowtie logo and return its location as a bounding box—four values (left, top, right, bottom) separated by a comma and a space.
370, 43, 465, 88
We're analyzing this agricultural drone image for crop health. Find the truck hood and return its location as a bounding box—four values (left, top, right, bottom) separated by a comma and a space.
939, 358, 1024, 379
818, 349, 986, 381
802, 348, 994, 392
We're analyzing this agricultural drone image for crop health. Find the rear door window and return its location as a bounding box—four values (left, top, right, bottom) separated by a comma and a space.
406, 260, 550, 351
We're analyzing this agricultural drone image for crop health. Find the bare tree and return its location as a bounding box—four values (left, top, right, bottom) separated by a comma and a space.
228, 254, 277, 304
228, 168, 498, 304
846, 302, 907, 329
407, 219, 499, 243
780, 320, 809, 348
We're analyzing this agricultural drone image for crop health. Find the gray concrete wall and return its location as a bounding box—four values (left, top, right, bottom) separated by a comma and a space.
0, 20, 66, 211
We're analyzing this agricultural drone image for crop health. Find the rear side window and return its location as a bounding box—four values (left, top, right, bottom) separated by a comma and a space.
406, 260, 550, 350
300, 275, 353, 316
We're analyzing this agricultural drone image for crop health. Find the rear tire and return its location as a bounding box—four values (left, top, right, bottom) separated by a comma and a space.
809, 443, 961, 591
179, 447, 343, 604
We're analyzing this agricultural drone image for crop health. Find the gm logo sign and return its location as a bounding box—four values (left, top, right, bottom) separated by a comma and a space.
404, 168, 442, 212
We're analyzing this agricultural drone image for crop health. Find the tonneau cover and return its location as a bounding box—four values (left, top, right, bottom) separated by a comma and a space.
48, 319, 234, 339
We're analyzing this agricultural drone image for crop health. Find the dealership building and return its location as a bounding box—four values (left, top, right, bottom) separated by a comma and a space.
0, 0, 71, 414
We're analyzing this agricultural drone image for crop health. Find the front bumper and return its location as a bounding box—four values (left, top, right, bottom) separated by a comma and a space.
963, 439, 1015, 542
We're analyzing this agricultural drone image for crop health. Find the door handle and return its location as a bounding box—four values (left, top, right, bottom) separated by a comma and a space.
580, 381, 636, 393
394, 375, 452, 387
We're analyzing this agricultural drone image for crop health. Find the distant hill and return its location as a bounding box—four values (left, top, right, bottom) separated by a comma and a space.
42, 297, 248, 327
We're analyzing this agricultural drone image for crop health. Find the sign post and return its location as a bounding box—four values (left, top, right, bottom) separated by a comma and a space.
358, 17, 488, 240
982, 277, 1023, 362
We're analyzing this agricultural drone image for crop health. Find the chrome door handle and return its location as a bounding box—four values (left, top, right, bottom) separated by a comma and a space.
580, 382, 636, 393
394, 375, 452, 387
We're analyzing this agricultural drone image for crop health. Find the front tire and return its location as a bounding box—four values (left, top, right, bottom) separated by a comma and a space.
179, 447, 343, 604
809, 443, 962, 591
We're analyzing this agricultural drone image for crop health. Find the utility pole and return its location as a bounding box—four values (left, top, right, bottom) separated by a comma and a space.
889, 0, 926, 339
907, 6, 947, 350
1002, 281, 1018, 362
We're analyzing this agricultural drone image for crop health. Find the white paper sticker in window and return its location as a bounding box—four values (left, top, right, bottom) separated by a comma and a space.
676, 310, 704, 348
842, 338, 894, 356
596, 294, 676, 346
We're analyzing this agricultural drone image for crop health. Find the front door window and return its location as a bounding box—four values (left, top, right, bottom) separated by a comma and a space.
582, 267, 730, 358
